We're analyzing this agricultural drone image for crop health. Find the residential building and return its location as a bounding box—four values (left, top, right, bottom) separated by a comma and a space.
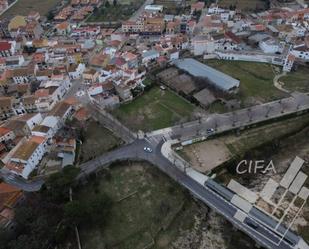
32, 116, 60, 138
0, 183, 23, 228
0, 97, 14, 120
0, 41, 16, 57
0, 127, 15, 143
291, 44, 309, 61
142, 50, 160, 63
283, 53, 295, 72
5, 136, 47, 179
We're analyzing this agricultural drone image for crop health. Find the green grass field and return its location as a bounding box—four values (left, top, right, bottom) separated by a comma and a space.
87, 0, 144, 22
80, 120, 121, 163
204, 60, 288, 106
281, 66, 309, 93
78, 163, 199, 249
112, 86, 196, 132
1, 0, 61, 18
218, 0, 268, 10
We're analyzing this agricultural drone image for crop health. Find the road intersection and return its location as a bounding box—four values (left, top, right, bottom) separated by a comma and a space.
1, 92, 309, 248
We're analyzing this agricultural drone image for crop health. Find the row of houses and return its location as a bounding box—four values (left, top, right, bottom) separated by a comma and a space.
1, 100, 75, 179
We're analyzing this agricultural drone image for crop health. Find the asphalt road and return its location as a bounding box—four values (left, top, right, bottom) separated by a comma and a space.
77, 138, 303, 249
0, 136, 305, 249
147, 92, 309, 142
1, 92, 309, 249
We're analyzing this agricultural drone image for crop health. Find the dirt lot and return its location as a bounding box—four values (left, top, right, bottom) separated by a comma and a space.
211, 121, 309, 242
180, 140, 232, 173
80, 120, 121, 163
181, 114, 309, 174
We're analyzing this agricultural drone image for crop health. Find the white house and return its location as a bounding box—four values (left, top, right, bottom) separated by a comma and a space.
41, 116, 60, 130
291, 45, 309, 61
68, 63, 86, 79
145, 5, 163, 13
208, 4, 225, 14
192, 36, 215, 56
10, 67, 35, 84
5, 136, 47, 179
283, 53, 295, 72
215, 51, 284, 66
32, 116, 60, 138
0, 41, 16, 58
88, 85, 103, 96
15, 113, 43, 131
259, 38, 284, 54
0, 127, 15, 143
170, 50, 179, 61
98, 70, 113, 83
49, 101, 73, 123
34, 79, 71, 112
142, 50, 160, 63
5, 55, 25, 68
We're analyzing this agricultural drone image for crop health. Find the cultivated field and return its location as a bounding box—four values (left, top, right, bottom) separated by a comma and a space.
1, 0, 62, 18
112, 86, 197, 132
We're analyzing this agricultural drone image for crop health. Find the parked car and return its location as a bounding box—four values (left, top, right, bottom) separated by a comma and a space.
143, 147, 153, 153
207, 128, 215, 134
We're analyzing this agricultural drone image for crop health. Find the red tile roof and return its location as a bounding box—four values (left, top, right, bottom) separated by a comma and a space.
0, 127, 11, 136
0, 42, 11, 52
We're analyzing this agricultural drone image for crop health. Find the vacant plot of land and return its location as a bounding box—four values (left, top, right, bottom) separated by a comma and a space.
208, 101, 228, 113
205, 60, 287, 106
79, 162, 199, 249
218, 0, 268, 11
87, 0, 144, 22
1, 0, 61, 18
181, 114, 309, 177
281, 66, 309, 93
181, 139, 232, 173
112, 86, 196, 132
80, 120, 121, 163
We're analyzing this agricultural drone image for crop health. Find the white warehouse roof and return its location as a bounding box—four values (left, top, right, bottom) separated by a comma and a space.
173, 58, 240, 92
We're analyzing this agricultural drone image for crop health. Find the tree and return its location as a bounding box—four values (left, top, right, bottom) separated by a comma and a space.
105, 0, 110, 7
64, 201, 88, 227
113, 0, 117, 6
89, 193, 112, 226
47, 11, 54, 21
0, 229, 10, 249
14, 206, 35, 231
42, 165, 80, 203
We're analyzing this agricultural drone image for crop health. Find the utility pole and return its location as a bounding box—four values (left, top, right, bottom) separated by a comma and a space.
265, 105, 271, 118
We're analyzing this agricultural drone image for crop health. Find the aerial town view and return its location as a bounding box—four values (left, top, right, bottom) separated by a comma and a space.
1, 0, 309, 248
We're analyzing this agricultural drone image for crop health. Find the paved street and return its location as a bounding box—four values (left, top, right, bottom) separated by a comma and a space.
129, 0, 153, 21
1, 92, 309, 249
148, 92, 309, 142
78, 138, 304, 249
